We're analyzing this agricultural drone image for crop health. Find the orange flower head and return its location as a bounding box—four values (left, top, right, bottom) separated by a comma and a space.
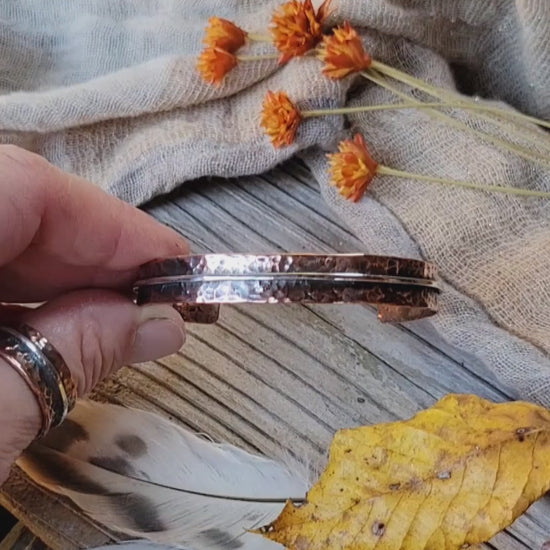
203, 16, 248, 52
270, 0, 332, 64
318, 21, 372, 79
326, 134, 379, 201
197, 46, 238, 86
261, 91, 303, 148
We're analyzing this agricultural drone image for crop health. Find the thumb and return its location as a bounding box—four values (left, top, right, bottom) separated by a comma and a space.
18, 289, 186, 396
0, 289, 185, 483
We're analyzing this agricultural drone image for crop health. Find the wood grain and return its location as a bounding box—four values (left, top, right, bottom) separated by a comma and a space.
0, 522, 44, 550
1, 160, 548, 550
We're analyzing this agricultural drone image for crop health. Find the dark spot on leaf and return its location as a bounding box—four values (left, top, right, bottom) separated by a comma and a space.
344, 448, 352, 454
339, 487, 344, 492
90, 455, 138, 477
41, 419, 89, 452
365, 448, 388, 469
200, 528, 244, 549
516, 427, 528, 442
109, 493, 166, 532
372, 521, 386, 537
389, 483, 401, 490
357, 397, 365, 403
115, 434, 147, 457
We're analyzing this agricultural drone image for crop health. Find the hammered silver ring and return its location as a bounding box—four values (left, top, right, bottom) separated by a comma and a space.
0, 324, 77, 438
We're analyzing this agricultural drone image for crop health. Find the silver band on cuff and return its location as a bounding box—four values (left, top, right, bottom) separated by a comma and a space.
0, 324, 77, 438
133, 253, 440, 324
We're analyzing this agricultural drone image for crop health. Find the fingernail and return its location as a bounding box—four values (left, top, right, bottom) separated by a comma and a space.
128, 305, 186, 363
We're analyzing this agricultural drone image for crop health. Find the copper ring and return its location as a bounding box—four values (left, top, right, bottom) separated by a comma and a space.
0, 325, 77, 438
133, 254, 440, 324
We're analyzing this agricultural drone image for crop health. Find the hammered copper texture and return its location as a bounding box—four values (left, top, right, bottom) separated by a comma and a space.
134, 254, 439, 323
134, 271, 438, 324
172, 303, 221, 323
137, 254, 437, 280
136, 278, 436, 306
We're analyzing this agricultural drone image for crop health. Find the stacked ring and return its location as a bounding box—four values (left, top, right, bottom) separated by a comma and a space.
0, 324, 77, 438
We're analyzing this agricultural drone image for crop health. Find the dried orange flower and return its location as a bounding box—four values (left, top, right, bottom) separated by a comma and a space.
318, 21, 372, 79
270, 0, 332, 64
327, 133, 379, 201
203, 16, 248, 52
197, 46, 238, 86
261, 91, 303, 148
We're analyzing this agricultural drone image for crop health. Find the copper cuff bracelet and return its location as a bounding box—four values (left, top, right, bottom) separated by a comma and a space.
0, 324, 77, 438
132, 253, 440, 323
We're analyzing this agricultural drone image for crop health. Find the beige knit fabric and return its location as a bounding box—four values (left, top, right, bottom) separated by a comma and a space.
1, 0, 549, 404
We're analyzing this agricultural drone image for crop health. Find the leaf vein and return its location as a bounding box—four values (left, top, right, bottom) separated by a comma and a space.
372, 492, 406, 550
433, 457, 468, 549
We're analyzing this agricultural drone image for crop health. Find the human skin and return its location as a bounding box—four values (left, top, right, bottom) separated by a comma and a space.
0, 145, 189, 484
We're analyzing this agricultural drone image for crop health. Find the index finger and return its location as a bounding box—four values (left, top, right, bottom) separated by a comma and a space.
0, 145, 188, 301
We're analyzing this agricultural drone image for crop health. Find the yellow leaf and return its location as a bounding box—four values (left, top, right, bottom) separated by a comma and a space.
256, 394, 550, 550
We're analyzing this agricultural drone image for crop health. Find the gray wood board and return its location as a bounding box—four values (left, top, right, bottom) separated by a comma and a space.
1, 160, 547, 549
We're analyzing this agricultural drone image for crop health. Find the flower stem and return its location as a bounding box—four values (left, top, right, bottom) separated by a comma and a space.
237, 53, 279, 61
302, 102, 442, 117
368, 62, 550, 158
373, 61, 550, 158
370, 60, 550, 131
301, 101, 536, 118
377, 165, 550, 198
247, 32, 273, 42
361, 70, 550, 170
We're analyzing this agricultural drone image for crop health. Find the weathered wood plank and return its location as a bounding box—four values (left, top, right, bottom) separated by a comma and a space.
0, 468, 112, 550
1, 161, 547, 549
0, 521, 50, 550
269, 162, 516, 394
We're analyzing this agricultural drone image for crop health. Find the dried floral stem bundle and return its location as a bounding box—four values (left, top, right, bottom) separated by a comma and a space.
196, 1, 550, 203
362, 70, 550, 170
370, 59, 550, 131
327, 133, 550, 202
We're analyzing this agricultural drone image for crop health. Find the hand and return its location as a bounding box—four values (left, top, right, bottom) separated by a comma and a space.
0, 145, 188, 484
